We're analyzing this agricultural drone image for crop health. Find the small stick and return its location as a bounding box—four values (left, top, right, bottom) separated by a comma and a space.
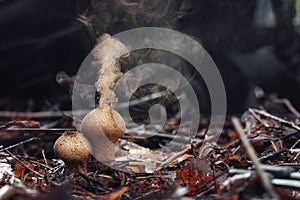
276, 163, 300, 166
44, 100, 73, 120
270, 141, 278, 152
272, 179, 300, 189
124, 131, 191, 144
232, 117, 279, 199
0, 137, 39, 152
133, 189, 160, 200
196, 186, 215, 198
116, 91, 167, 109
279, 140, 283, 149
5, 149, 44, 178
41, 149, 48, 167
0, 92, 168, 119
293, 152, 300, 161
252, 108, 300, 132
248, 108, 269, 127
154, 146, 192, 172
0, 121, 27, 130
258, 149, 287, 162
0, 111, 74, 119
30, 160, 52, 170
291, 139, 300, 149
0, 128, 75, 132
269, 95, 300, 118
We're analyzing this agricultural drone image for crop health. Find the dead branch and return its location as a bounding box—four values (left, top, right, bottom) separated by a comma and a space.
232, 117, 279, 199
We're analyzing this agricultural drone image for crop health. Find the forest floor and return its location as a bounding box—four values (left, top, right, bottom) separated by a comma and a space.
1, 101, 300, 200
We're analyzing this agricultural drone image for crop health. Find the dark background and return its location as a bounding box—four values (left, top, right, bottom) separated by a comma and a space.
0, 0, 299, 113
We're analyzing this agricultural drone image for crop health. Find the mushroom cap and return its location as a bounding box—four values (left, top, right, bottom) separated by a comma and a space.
81, 106, 126, 143
54, 131, 91, 162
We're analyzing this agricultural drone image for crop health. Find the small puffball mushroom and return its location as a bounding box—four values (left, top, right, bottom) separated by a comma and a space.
80, 105, 125, 167
54, 130, 91, 174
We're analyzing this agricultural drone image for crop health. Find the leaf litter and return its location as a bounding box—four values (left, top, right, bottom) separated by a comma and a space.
1, 107, 300, 199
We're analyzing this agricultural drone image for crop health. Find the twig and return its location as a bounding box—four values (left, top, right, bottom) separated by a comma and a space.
270, 141, 278, 152
0, 137, 39, 152
232, 117, 279, 199
154, 145, 192, 172
229, 165, 295, 179
0, 128, 75, 132
30, 160, 52, 170
196, 186, 215, 198
44, 100, 73, 120
41, 149, 48, 167
276, 163, 300, 166
252, 108, 300, 132
258, 149, 288, 162
0, 111, 74, 119
272, 179, 300, 189
269, 94, 300, 118
0, 121, 28, 130
4, 149, 44, 178
133, 189, 160, 200
124, 131, 191, 144
248, 108, 269, 127
291, 139, 300, 149
116, 91, 167, 109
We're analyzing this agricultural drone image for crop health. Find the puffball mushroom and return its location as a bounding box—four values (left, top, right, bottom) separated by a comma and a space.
54, 130, 91, 174
80, 33, 128, 168
80, 105, 125, 166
